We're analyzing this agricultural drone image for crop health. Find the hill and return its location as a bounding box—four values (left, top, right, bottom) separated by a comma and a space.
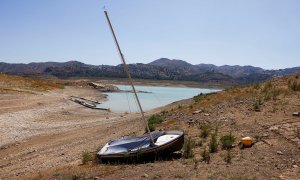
0, 73, 63, 93
0, 59, 299, 86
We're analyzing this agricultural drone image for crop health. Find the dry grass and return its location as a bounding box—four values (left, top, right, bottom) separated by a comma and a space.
0, 73, 63, 93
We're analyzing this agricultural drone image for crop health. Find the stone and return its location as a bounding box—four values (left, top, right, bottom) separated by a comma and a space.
192, 110, 203, 114
142, 173, 149, 178
292, 165, 298, 168
94, 176, 100, 179
269, 126, 279, 131
277, 151, 283, 155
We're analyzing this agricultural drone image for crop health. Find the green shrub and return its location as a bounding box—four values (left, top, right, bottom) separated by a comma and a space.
200, 124, 211, 138
253, 99, 261, 111
183, 137, 194, 159
193, 93, 206, 103
146, 114, 164, 132
146, 123, 155, 132
220, 132, 235, 149
82, 151, 94, 164
209, 133, 218, 153
288, 80, 300, 91
201, 148, 210, 164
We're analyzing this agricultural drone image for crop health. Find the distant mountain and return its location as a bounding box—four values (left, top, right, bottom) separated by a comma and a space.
0, 58, 299, 86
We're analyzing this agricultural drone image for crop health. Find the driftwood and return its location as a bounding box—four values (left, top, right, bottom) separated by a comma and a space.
70, 96, 101, 104
70, 97, 109, 111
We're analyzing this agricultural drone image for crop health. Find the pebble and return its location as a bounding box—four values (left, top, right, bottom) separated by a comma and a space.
94, 176, 100, 179
292, 165, 298, 168
192, 110, 202, 114
277, 151, 283, 155
142, 173, 149, 178
269, 126, 279, 131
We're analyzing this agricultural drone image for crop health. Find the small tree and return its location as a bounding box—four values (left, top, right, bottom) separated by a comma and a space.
209, 133, 218, 153
200, 124, 211, 138
201, 148, 210, 164
220, 132, 235, 149
183, 137, 194, 159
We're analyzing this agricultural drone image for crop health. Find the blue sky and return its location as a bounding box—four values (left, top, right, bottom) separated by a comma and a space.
0, 0, 299, 69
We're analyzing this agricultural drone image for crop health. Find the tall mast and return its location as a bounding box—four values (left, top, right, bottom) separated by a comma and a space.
104, 11, 154, 144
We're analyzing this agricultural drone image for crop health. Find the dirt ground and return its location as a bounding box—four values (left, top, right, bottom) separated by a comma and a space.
0, 85, 154, 179
0, 75, 300, 180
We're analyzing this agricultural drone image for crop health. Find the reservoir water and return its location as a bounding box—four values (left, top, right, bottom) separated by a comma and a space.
97, 85, 219, 112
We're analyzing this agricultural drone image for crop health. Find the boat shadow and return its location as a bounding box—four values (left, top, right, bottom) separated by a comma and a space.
98, 152, 182, 165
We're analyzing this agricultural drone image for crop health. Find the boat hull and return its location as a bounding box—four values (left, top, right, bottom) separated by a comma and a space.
97, 130, 184, 162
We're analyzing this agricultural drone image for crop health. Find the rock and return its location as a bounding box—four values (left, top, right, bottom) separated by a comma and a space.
292, 112, 300, 116
188, 120, 195, 125
192, 110, 203, 114
262, 133, 269, 137
292, 165, 298, 168
142, 173, 149, 178
277, 151, 283, 155
269, 126, 279, 131
204, 113, 210, 116
94, 176, 100, 179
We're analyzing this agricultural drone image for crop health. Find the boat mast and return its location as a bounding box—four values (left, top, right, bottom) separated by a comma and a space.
104, 11, 154, 144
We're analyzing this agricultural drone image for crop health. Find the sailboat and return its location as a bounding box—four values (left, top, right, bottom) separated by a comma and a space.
97, 11, 184, 162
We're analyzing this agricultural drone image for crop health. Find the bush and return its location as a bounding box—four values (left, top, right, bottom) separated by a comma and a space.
183, 137, 194, 159
288, 80, 300, 91
220, 132, 235, 149
193, 93, 206, 103
253, 99, 261, 111
146, 114, 164, 132
200, 124, 211, 138
209, 133, 218, 153
82, 151, 94, 164
146, 123, 155, 132
201, 148, 210, 164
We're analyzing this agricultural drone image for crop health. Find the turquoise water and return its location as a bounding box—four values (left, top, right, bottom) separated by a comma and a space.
97, 85, 219, 112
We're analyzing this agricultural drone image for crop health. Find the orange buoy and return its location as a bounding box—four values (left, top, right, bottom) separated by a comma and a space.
241, 137, 253, 147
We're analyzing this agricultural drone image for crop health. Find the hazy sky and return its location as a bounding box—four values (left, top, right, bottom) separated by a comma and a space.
0, 0, 299, 69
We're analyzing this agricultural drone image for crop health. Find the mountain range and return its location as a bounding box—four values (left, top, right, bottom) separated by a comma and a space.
1, 58, 299, 86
